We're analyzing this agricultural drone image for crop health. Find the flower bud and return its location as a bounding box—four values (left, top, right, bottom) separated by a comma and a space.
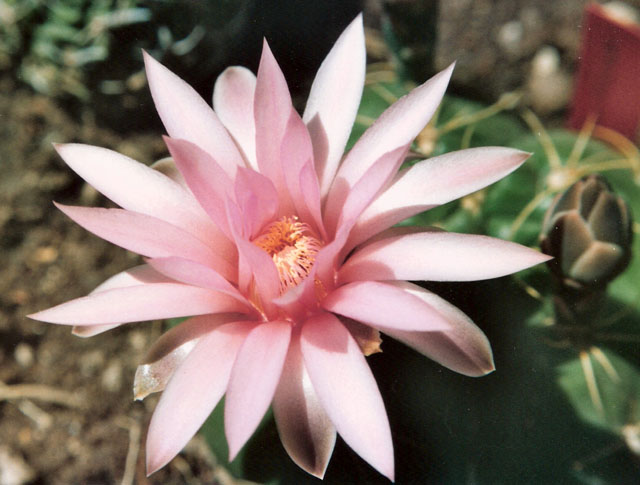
540, 174, 633, 289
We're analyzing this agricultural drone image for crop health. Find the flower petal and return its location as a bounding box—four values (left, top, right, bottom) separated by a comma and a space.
226, 200, 280, 308
303, 14, 366, 198
55, 204, 236, 281
301, 313, 394, 481
273, 332, 336, 479
29, 283, 248, 325
164, 137, 234, 239
331, 146, 408, 239
54, 143, 227, 247
145, 257, 249, 307
134, 313, 245, 400
349, 147, 529, 248
71, 264, 171, 337
213, 66, 258, 168
254, 40, 295, 214
299, 160, 326, 239
339, 231, 552, 283
146, 321, 256, 475
381, 282, 494, 376
225, 320, 292, 460
272, 263, 320, 323
234, 166, 279, 238
314, 226, 351, 289
323, 281, 450, 332
281, 109, 325, 237
325, 64, 454, 228
143, 51, 244, 177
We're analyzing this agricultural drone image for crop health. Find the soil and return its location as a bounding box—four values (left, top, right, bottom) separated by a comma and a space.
1, 1, 638, 484
0, 72, 238, 484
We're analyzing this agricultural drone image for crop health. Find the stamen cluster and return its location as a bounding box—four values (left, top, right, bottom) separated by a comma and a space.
253, 217, 322, 292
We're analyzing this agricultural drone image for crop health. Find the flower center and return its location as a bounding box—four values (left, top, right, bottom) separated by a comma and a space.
253, 217, 322, 293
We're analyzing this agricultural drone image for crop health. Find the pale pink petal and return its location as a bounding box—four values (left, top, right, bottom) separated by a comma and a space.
56, 204, 236, 281
381, 282, 494, 376
143, 51, 244, 177
254, 40, 295, 214
72, 264, 171, 337
323, 281, 450, 332
226, 200, 280, 307
281, 109, 324, 236
225, 320, 292, 460
146, 257, 250, 307
273, 332, 336, 479
351, 224, 442, 247
213, 66, 258, 168
225, 202, 253, 295
330, 146, 408, 239
164, 137, 234, 238
299, 160, 326, 239
314, 227, 351, 289
325, 63, 454, 221
303, 14, 366, 198
339, 231, 552, 283
133, 313, 245, 400
340, 226, 445, 267
29, 283, 248, 325
234, 167, 279, 238
53, 143, 228, 249
300, 313, 394, 481
272, 264, 320, 323
146, 321, 256, 475
94, 264, 170, 291
349, 147, 530, 248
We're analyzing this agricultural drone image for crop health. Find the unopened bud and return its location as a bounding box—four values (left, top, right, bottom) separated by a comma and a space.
540, 174, 633, 289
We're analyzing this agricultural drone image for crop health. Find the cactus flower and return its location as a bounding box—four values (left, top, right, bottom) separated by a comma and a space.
30, 15, 550, 480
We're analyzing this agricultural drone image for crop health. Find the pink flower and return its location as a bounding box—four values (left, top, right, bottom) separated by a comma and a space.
30, 15, 550, 481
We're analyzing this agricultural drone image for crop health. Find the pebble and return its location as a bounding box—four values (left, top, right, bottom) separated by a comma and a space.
101, 359, 122, 392
527, 46, 572, 114
0, 446, 35, 485
127, 331, 147, 352
531, 45, 560, 77
497, 21, 524, 58
32, 246, 58, 265
7, 290, 29, 306
13, 344, 34, 369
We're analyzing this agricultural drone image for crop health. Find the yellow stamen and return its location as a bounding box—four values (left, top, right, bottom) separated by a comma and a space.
253, 217, 322, 293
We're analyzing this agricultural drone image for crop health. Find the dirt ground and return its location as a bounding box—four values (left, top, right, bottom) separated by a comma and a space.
0, 72, 235, 483
1, 1, 638, 484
